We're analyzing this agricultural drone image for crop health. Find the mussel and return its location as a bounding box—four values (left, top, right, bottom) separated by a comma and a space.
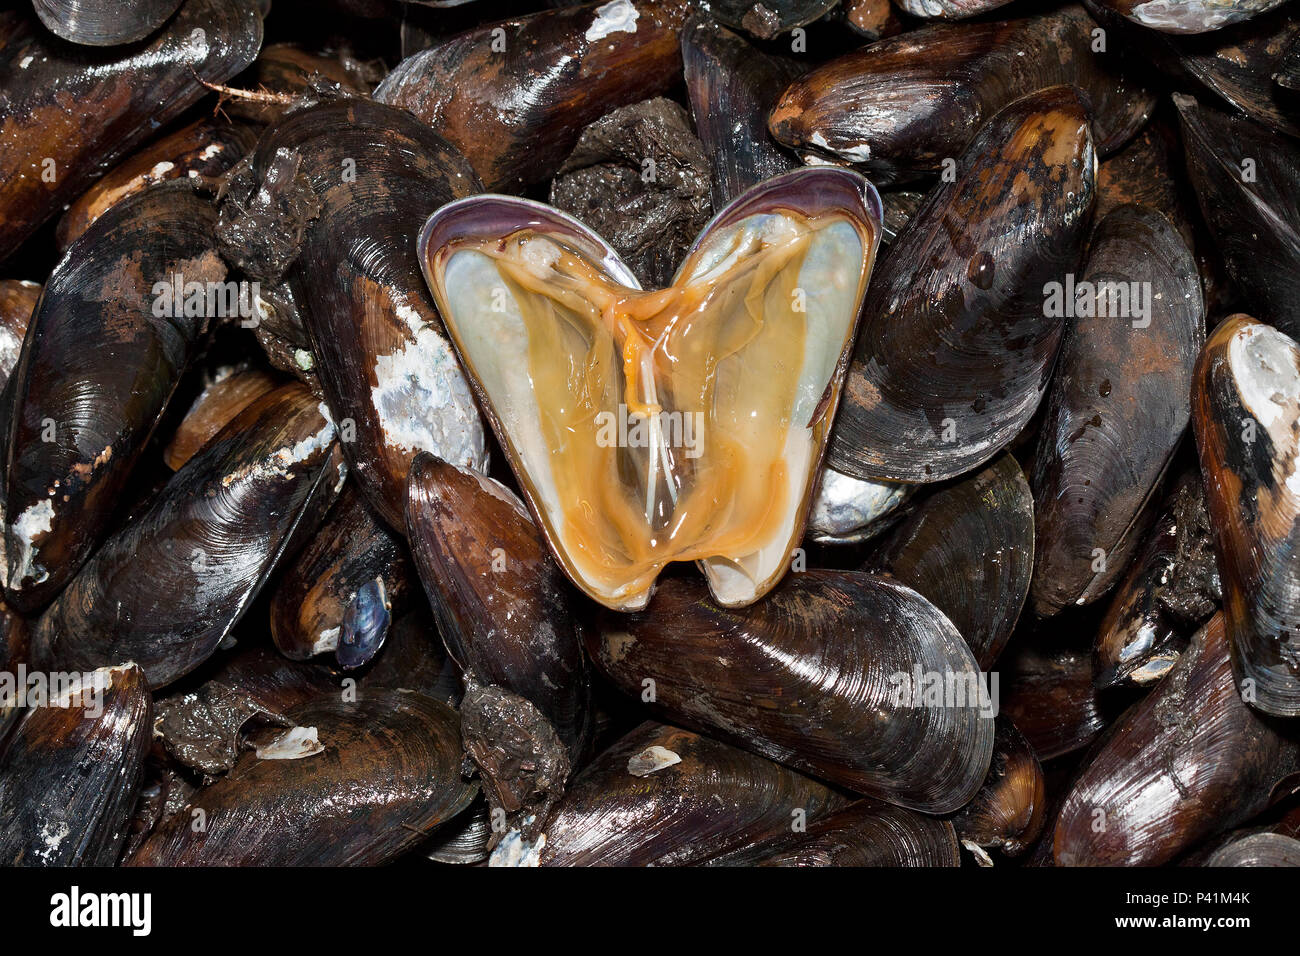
1095, 0, 1290, 33
32, 0, 186, 47
1192, 314, 1300, 716
755, 800, 961, 867
590, 570, 995, 813
420, 167, 881, 610
827, 86, 1096, 484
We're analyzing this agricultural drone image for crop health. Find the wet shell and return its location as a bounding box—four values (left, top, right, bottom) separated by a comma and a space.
0, 0, 262, 261
0, 280, 39, 391
1176, 94, 1300, 339
769, 6, 1151, 183
755, 800, 961, 866
1028, 204, 1204, 617
1206, 831, 1300, 865
1192, 315, 1300, 716
1000, 642, 1109, 760
1054, 613, 1300, 865
1096, 0, 1290, 33
512, 722, 846, 867
0, 663, 151, 866
871, 453, 1034, 669
4, 184, 227, 612
32, 0, 185, 46
163, 365, 280, 470
221, 98, 487, 528
951, 718, 1047, 863
57, 119, 256, 252
827, 86, 1096, 484
706, 0, 837, 39
29, 383, 338, 689
591, 570, 996, 813
128, 689, 476, 866
374, 0, 694, 190
895, 0, 1018, 17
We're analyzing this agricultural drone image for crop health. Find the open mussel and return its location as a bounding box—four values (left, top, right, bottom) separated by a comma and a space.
1028, 204, 1203, 617
871, 453, 1034, 669
1054, 613, 1300, 865
218, 98, 486, 529
0, 0, 261, 262
0, 663, 151, 865
29, 383, 339, 689
754, 801, 960, 867
4, 183, 228, 611
1192, 315, 1300, 716
502, 722, 846, 866
129, 689, 476, 865
769, 6, 1151, 184
827, 86, 1095, 484
591, 570, 995, 813
420, 167, 881, 610
374, 0, 694, 190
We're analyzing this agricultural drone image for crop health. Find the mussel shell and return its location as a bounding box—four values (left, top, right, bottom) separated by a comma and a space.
806, 466, 911, 545
29, 383, 338, 689
405, 454, 588, 752
128, 689, 476, 866
33, 0, 185, 46
422, 796, 492, 865
1000, 642, 1109, 760
705, 0, 837, 39
1206, 831, 1300, 866
827, 85, 1096, 483
354, 607, 462, 707
374, 0, 694, 190
1054, 613, 1300, 865
1176, 94, 1300, 339
163, 364, 280, 470
519, 722, 846, 867
4, 183, 227, 611
871, 453, 1034, 669
1028, 204, 1203, 617
221, 42, 373, 125
231, 98, 486, 530
769, 6, 1151, 183
755, 800, 961, 866
270, 483, 411, 665
0, 663, 151, 866
1096, 0, 1289, 33
57, 119, 256, 252
592, 570, 995, 813
681, 17, 802, 210
951, 718, 1046, 863
895, 0, 1017, 17
0, 280, 39, 391
1192, 315, 1300, 716
0, 0, 262, 261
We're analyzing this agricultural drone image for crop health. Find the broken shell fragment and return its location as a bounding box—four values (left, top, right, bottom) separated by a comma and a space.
420, 167, 881, 610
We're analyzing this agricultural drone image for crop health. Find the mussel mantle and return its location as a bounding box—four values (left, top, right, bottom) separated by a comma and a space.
419, 167, 881, 610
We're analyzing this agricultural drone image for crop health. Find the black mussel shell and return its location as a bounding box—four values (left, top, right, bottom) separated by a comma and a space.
33, 0, 185, 47
951, 718, 1047, 864
755, 800, 961, 867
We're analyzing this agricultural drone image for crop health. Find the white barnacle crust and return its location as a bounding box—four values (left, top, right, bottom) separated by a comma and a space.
626, 745, 681, 776
370, 304, 486, 468
256, 725, 324, 760
1228, 321, 1300, 496
489, 825, 544, 867
11, 498, 55, 586
586, 0, 639, 42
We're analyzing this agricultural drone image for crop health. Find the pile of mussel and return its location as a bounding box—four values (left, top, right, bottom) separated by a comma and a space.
6, 0, 1300, 869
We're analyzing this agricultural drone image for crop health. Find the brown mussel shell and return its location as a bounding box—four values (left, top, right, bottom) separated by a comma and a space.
1028, 204, 1203, 617
769, 6, 1151, 184
0, 279, 39, 390
591, 570, 995, 813
827, 85, 1096, 484
1176, 94, 1300, 339
0, 0, 262, 262
374, 0, 694, 191
128, 689, 476, 866
1054, 613, 1300, 865
1192, 314, 1300, 716
220, 42, 375, 126
1000, 642, 1109, 760
271, 483, 412, 668
4, 183, 227, 611
755, 800, 961, 866
57, 119, 257, 252
871, 452, 1034, 669
220, 98, 486, 529
951, 718, 1047, 863
706, 0, 837, 39
681, 17, 803, 210
405, 453, 589, 757
29, 383, 339, 689
0, 663, 151, 866
163, 364, 279, 469
512, 721, 846, 867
